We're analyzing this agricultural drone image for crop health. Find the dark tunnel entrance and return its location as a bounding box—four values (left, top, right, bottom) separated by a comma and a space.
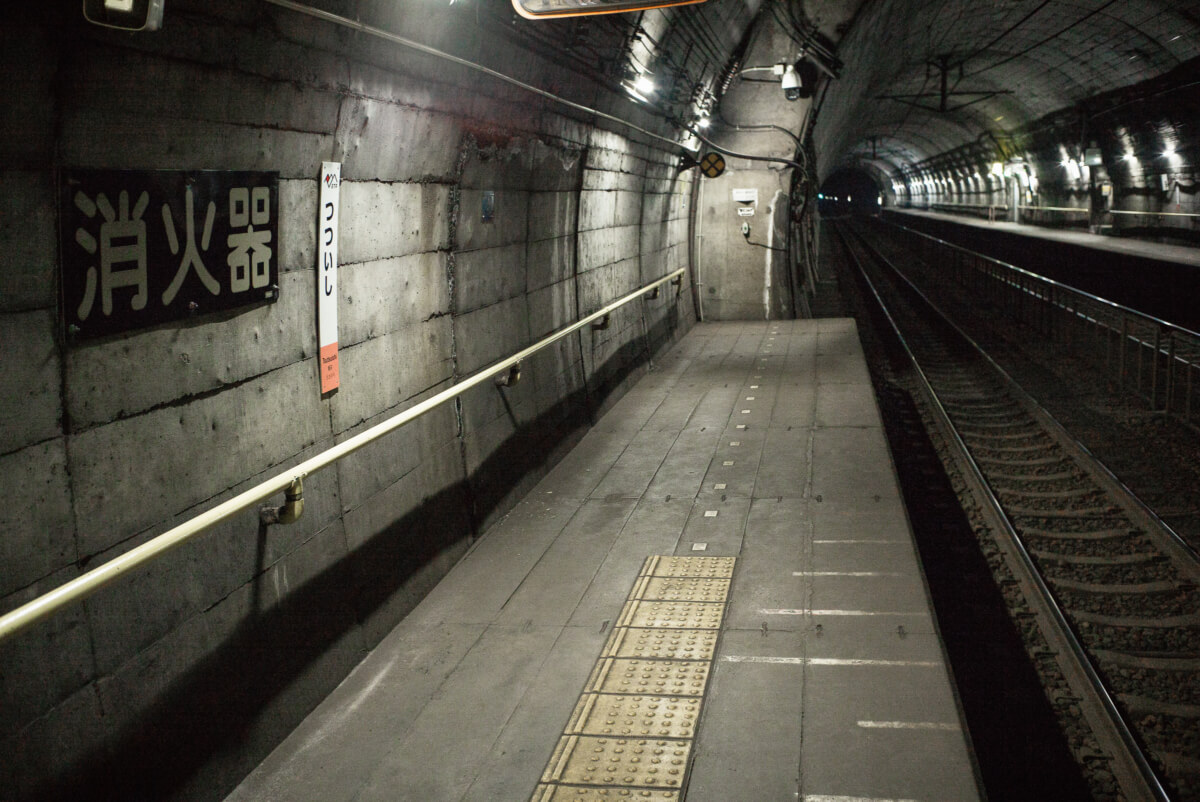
819, 168, 881, 217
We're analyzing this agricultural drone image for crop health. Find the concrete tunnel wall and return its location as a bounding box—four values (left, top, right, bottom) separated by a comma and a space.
690, 21, 811, 321
0, 3, 697, 799
697, 164, 795, 320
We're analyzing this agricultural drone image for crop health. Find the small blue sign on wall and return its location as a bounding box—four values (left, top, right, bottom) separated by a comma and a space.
481, 190, 495, 223
60, 169, 280, 339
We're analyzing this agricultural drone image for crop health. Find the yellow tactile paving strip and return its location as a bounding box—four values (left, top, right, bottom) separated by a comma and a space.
630, 576, 731, 603
586, 658, 710, 696
618, 600, 726, 630
600, 627, 718, 662
533, 556, 735, 800
566, 694, 701, 739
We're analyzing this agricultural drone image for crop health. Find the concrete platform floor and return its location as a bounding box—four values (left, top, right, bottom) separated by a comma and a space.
226, 320, 982, 802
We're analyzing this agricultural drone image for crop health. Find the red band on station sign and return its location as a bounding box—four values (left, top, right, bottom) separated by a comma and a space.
319, 341, 339, 394
318, 162, 341, 393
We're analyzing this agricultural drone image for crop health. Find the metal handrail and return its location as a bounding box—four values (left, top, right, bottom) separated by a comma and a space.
1019, 205, 1200, 220
1018, 204, 1088, 213
0, 268, 686, 643
882, 217, 1200, 427
1108, 208, 1200, 219
885, 222, 1200, 338
903, 202, 1200, 220
901, 201, 1010, 211
913, 201, 1007, 208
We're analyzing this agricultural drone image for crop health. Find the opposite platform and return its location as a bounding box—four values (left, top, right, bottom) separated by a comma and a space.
891, 207, 1200, 267
226, 319, 983, 802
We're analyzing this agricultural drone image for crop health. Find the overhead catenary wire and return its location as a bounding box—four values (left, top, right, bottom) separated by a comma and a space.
954, 0, 1052, 71
1025, 6, 1181, 86
962, 0, 1122, 79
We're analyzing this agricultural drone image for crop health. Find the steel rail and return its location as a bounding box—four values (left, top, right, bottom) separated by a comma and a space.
0, 268, 685, 643
836, 224, 1170, 802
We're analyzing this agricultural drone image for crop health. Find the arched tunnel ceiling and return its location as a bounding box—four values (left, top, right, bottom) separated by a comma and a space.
530, 0, 1199, 190
811, 0, 1200, 182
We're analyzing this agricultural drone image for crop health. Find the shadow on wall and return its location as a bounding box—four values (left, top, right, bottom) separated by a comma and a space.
22, 304, 685, 802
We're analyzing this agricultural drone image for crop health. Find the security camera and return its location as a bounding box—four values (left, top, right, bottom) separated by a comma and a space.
781, 64, 802, 101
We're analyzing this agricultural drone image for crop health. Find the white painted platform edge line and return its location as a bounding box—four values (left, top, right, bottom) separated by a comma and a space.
857, 720, 960, 730
813, 539, 903, 544
760, 609, 927, 616
794, 571, 903, 577
804, 796, 922, 802
723, 656, 940, 667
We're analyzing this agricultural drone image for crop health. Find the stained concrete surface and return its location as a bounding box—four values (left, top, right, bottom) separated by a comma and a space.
227, 320, 981, 802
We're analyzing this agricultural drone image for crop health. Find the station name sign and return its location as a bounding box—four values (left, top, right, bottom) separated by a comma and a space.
60, 169, 280, 339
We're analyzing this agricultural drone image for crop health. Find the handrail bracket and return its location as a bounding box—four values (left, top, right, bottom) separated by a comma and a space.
260, 477, 305, 526
495, 362, 522, 387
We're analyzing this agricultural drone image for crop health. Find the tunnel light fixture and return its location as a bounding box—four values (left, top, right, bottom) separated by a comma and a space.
513, 0, 707, 19
695, 115, 710, 129
634, 75, 656, 95
84, 0, 164, 29
1163, 146, 1177, 158
624, 81, 651, 103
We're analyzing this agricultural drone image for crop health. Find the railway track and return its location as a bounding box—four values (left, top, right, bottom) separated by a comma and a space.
831, 220, 1200, 801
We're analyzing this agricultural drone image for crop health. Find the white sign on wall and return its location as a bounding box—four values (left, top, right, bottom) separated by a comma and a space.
732, 188, 758, 204
737, 206, 755, 216
318, 162, 341, 394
